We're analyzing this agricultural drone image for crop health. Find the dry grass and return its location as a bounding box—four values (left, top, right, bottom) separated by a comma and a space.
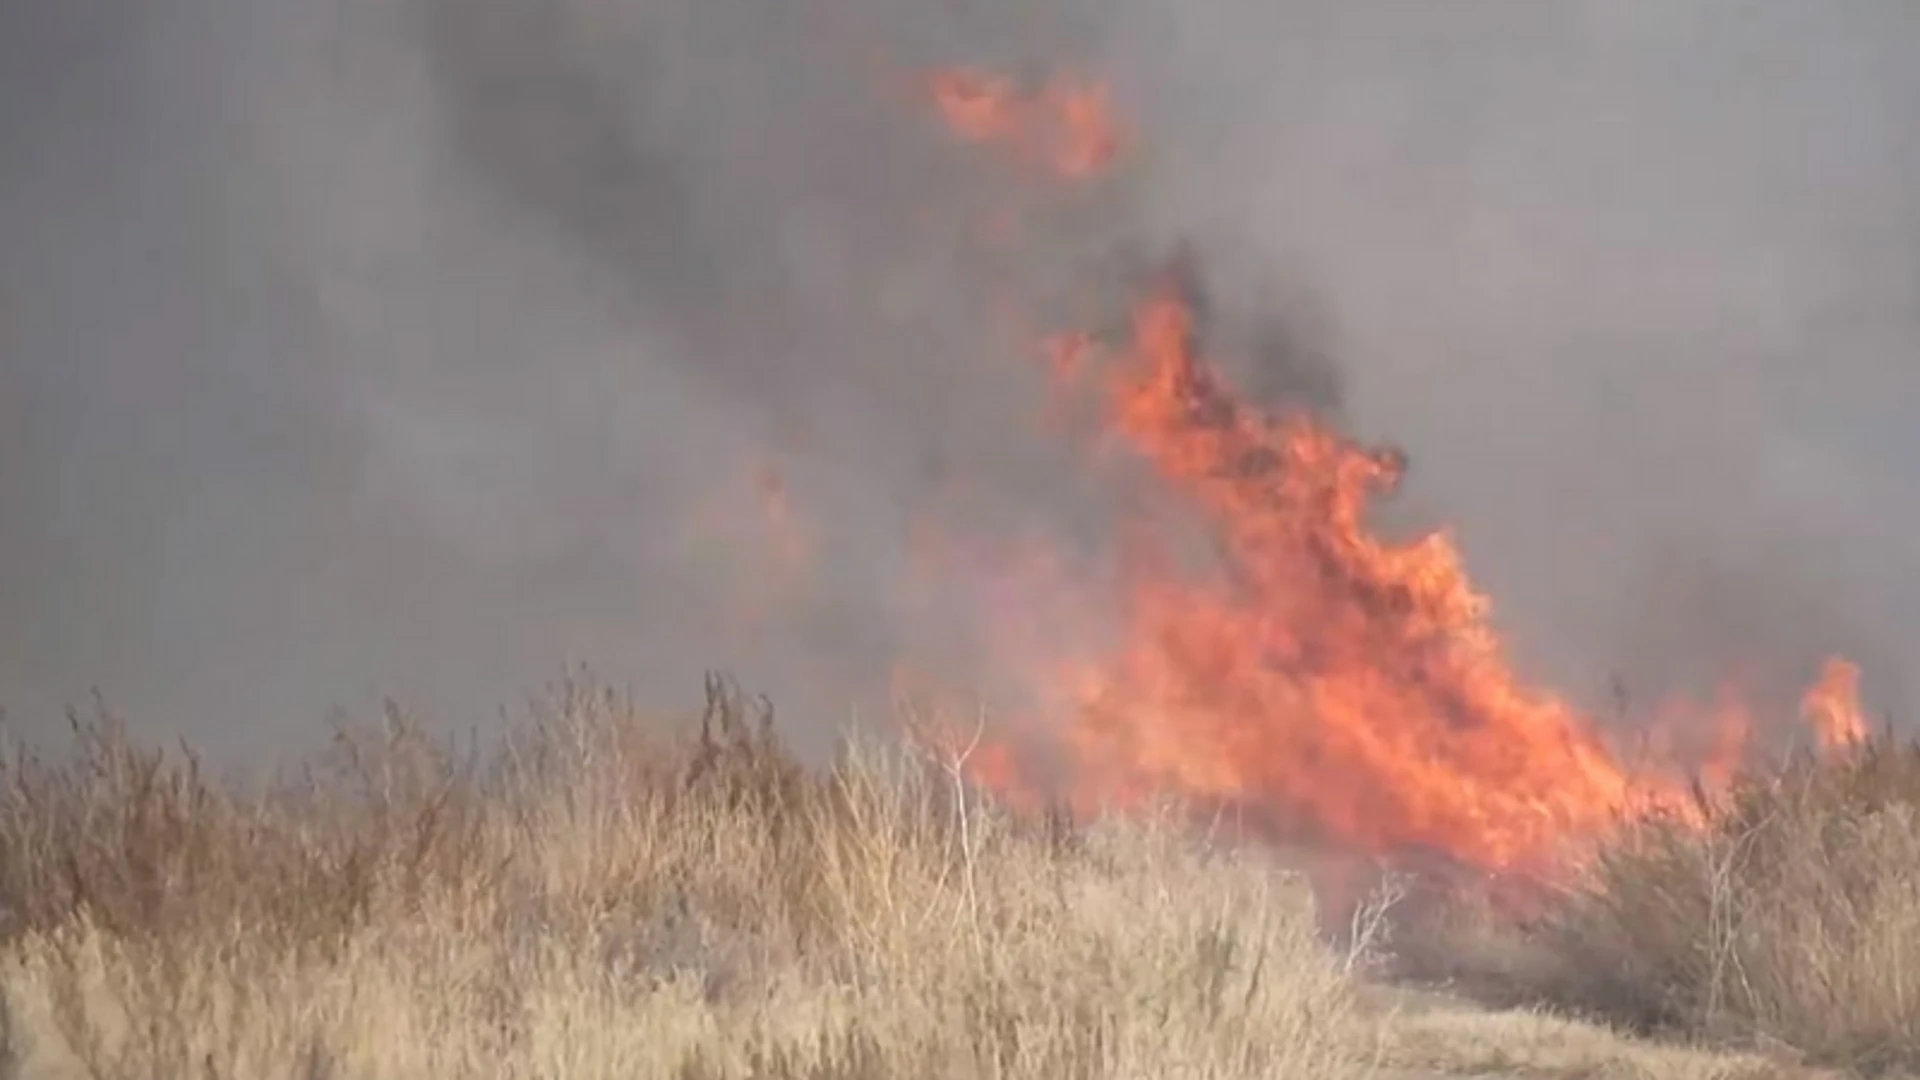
1536, 740, 1920, 1074
1394, 739, 1920, 1077
0, 675, 1366, 1079
1368, 991, 1800, 1080
0, 671, 1844, 1079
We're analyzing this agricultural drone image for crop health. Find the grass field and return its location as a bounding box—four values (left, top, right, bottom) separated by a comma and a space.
0, 673, 1904, 1079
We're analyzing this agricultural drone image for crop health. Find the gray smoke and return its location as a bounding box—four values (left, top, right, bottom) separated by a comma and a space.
3, 0, 1918, 763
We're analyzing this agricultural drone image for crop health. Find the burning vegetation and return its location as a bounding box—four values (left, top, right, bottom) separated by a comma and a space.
910, 69, 1873, 884
0, 54, 1912, 1080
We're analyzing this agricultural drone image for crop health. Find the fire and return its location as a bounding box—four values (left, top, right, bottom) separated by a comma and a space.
909, 67, 1875, 878
1803, 656, 1869, 751
928, 69, 1122, 179
991, 288, 1706, 872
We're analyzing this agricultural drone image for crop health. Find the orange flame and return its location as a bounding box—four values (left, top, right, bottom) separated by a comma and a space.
1018, 290, 1694, 872
917, 68, 1874, 878
1803, 656, 1869, 751
929, 69, 1123, 179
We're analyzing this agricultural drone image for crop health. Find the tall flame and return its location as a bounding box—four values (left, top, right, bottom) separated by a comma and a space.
913, 69, 1872, 878
1006, 290, 1705, 872
1803, 656, 1869, 751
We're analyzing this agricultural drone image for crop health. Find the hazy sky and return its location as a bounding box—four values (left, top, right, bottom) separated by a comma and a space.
3, 0, 1917, 760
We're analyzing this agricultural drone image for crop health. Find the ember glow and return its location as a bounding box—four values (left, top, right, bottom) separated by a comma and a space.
928, 69, 1123, 179
1804, 657, 1870, 751
904, 70, 1874, 877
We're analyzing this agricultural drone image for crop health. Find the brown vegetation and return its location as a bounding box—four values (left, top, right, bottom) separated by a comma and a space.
1524, 739, 1920, 1074
0, 675, 1367, 1078
0, 671, 1878, 1079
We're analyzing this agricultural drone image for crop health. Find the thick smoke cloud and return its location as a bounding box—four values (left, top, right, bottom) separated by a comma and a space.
3, 0, 1918, 761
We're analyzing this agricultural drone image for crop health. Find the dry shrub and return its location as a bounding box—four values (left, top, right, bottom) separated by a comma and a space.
0, 700, 492, 954
0, 673, 1367, 1080
1495, 738, 1920, 1074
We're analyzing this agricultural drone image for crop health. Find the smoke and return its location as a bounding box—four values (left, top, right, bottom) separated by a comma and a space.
3, 0, 1918, 760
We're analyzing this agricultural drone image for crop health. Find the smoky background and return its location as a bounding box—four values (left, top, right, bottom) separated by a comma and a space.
2, 0, 1917, 763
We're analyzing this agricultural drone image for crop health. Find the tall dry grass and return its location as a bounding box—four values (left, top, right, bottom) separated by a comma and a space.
0, 675, 1368, 1080
1524, 739, 1920, 1074
0, 669, 1853, 1080
1393, 737, 1920, 1076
